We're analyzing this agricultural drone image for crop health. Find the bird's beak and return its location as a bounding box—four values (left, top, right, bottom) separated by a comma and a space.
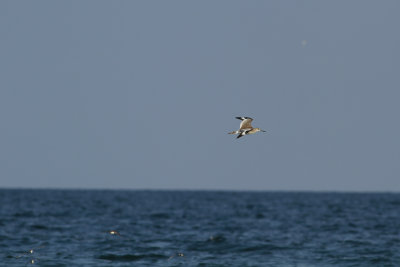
261, 130, 266, 132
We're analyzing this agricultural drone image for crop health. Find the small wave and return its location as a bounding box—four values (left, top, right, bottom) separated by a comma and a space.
0, 234, 10, 240
342, 239, 370, 247
13, 211, 35, 218
236, 244, 284, 253
150, 213, 170, 219
97, 253, 166, 262
208, 234, 226, 243
255, 212, 265, 219
29, 224, 48, 230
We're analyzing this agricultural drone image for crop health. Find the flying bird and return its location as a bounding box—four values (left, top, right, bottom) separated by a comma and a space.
168, 252, 184, 260
15, 246, 44, 259
105, 230, 125, 238
228, 117, 266, 139
108, 230, 120, 235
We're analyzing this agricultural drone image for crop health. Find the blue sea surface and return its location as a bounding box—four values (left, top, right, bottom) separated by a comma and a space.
0, 190, 399, 266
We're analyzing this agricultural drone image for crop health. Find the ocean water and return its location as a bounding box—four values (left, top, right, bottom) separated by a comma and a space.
0, 190, 399, 266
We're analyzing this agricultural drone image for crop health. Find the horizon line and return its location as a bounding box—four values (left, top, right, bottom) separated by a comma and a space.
0, 186, 399, 194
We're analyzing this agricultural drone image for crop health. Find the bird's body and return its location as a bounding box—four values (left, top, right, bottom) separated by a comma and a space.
108, 230, 121, 236
228, 117, 266, 139
15, 246, 44, 259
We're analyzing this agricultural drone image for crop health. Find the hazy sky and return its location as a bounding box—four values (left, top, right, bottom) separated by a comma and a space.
1, 1, 399, 191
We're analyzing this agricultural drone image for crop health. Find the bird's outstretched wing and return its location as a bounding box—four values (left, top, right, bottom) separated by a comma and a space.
15, 246, 44, 259
235, 117, 253, 130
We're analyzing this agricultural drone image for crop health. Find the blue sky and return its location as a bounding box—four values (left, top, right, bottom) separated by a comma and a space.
1, 1, 399, 191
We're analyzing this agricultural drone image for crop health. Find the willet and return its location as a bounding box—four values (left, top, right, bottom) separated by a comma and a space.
106, 230, 126, 238
15, 246, 44, 259
108, 230, 121, 235
108, 230, 121, 236
168, 252, 184, 260
228, 117, 266, 139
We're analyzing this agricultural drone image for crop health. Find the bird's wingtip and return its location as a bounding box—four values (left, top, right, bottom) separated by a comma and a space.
235, 116, 253, 120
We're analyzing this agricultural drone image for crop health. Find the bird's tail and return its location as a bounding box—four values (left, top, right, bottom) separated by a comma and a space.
228, 131, 238, 134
